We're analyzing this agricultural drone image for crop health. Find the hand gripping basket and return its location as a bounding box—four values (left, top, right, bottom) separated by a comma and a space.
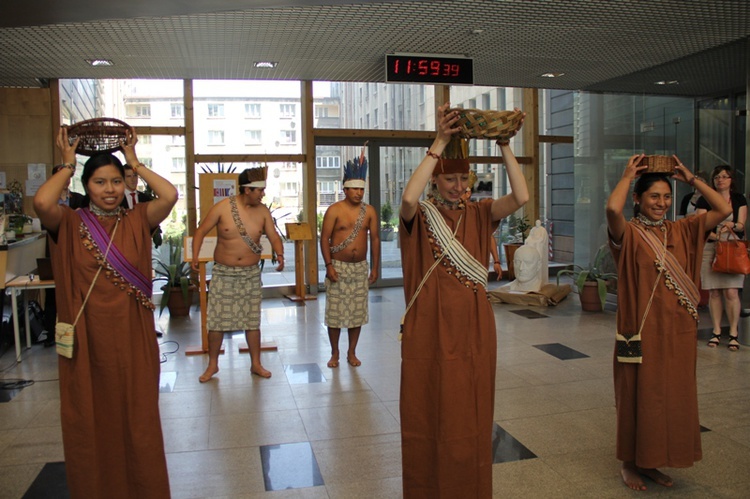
449, 108, 524, 141
66, 117, 131, 155
636, 155, 677, 173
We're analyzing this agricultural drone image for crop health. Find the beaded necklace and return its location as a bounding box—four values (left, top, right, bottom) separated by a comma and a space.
428, 187, 465, 210
635, 213, 664, 228
89, 204, 122, 218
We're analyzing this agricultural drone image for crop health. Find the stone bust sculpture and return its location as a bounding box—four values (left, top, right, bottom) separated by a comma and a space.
506, 245, 543, 292
500, 221, 549, 293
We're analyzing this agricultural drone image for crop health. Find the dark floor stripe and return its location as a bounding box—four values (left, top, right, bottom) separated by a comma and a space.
492, 423, 536, 463
533, 343, 589, 360
510, 309, 549, 319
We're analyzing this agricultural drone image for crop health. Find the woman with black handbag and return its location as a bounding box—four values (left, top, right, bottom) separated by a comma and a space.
695, 164, 747, 351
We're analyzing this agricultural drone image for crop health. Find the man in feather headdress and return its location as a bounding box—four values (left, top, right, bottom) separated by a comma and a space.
320, 144, 380, 367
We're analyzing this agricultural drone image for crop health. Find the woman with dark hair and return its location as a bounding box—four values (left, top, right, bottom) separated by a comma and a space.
33, 126, 177, 498
694, 164, 747, 351
606, 154, 730, 491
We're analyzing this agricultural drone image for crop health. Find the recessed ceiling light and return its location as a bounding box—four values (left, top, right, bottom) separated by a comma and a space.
253, 61, 278, 69
85, 59, 113, 67
471, 29, 484, 34
541, 72, 565, 78
654, 80, 679, 85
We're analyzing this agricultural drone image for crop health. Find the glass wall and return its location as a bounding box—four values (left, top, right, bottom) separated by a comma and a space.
573, 93, 695, 265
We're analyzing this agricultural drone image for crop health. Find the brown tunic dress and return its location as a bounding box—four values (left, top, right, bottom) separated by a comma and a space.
50, 204, 170, 498
399, 199, 498, 498
610, 214, 706, 469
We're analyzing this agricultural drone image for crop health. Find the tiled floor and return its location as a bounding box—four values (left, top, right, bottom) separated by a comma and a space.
2, 283, 750, 498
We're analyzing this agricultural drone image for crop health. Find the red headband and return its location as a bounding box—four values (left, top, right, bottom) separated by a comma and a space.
436, 158, 470, 175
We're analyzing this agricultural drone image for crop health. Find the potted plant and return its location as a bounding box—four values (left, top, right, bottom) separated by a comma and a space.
380, 201, 397, 241
153, 235, 197, 317
556, 245, 618, 311
502, 214, 531, 280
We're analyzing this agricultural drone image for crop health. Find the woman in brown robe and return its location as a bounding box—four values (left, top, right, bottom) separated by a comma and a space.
398, 103, 527, 498
606, 155, 730, 491
33, 127, 178, 498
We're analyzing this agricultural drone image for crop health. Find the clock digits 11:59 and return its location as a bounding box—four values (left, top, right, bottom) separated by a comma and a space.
385, 55, 473, 85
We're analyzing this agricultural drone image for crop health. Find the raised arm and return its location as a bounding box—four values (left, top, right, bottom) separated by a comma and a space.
120, 128, 178, 230
33, 128, 80, 232
674, 157, 731, 230
606, 154, 646, 244
400, 103, 461, 223
490, 112, 528, 221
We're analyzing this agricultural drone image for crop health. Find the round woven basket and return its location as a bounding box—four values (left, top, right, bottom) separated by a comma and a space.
449, 108, 524, 140
67, 117, 131, 155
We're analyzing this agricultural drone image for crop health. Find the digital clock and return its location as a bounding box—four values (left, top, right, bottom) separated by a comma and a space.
385, 54, 474, 85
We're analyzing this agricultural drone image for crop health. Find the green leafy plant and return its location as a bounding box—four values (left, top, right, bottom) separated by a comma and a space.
153, 236, 197, 316
381, 201, 395, 229
556, 245, 617, 309
505, 214, 531, 243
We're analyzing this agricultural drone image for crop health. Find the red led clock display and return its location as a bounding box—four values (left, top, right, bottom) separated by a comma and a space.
385, 54, 473, 85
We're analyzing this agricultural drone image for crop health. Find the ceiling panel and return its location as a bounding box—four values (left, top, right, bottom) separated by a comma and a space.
0, 0, 747, 97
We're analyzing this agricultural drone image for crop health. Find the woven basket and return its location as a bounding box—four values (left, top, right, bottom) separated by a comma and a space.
67, 117, 131, 156
637, 155, 677, 173
449, 108, 524, 140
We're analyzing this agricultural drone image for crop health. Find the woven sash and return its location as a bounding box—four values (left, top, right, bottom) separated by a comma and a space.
330, 203, 367, 254
421, 201, 488, 289
79, 208, 152, 298
230, 195, 263, 255
633, 223, 699, 321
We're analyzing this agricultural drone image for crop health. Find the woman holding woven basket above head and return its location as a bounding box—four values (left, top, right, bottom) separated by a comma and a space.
694, 164, 747, 351
399, 103, 527, 498
33, 126, 177, 498
606, 155, 729, 491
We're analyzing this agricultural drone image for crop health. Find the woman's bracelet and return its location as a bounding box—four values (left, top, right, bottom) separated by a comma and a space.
688, 176, 698, 186
426, 150, 440, 160
55, 163, 76, 174
131, 162, 146, 175
325, 262, 332, 267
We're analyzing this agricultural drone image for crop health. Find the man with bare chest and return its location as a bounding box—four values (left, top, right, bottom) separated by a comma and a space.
320, 155, 380, 367
191, 166, 285, 381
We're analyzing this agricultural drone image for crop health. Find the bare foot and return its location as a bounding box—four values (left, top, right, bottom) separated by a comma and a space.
251, 366, 272, 378
347, 354, 361, 367
637, 467, 673, 487
199, 365, 219, 383
327, 355, 339, 368
621, 462, 646, 491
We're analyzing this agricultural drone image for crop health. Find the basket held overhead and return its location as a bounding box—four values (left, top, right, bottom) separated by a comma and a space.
449, 108, 524, 141
66, 117, 131, 155
636, 154, 677, 173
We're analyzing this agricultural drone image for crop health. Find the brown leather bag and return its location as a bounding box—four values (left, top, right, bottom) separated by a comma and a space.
712, 230, 750, 275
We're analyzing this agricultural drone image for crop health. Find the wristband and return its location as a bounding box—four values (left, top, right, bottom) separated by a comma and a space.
325, 262, 333, 267
55, 163, 76, 174
688, 176, 699, 186
131, 162, 146, 175
425, 150, 440, 160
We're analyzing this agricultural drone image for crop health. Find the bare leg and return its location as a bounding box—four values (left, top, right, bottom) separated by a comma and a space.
708, 289, 723, 347
723, 288, 741, 351
620, 461, 646, 491
327, 327, 341, 367
346, 326, 362, 366
245, 329, 271, 378
636, 467, 673, 487
199, 331, 224, 382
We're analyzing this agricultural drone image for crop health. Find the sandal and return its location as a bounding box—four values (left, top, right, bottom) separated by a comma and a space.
728, 335, 740, 352
707, 333, 721, 348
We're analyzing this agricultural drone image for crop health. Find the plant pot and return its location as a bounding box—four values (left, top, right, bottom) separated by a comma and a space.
579, 281, 603, 312
380, 228, 396, 241
503, 243, 522, 280
165, 285, 196, 317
